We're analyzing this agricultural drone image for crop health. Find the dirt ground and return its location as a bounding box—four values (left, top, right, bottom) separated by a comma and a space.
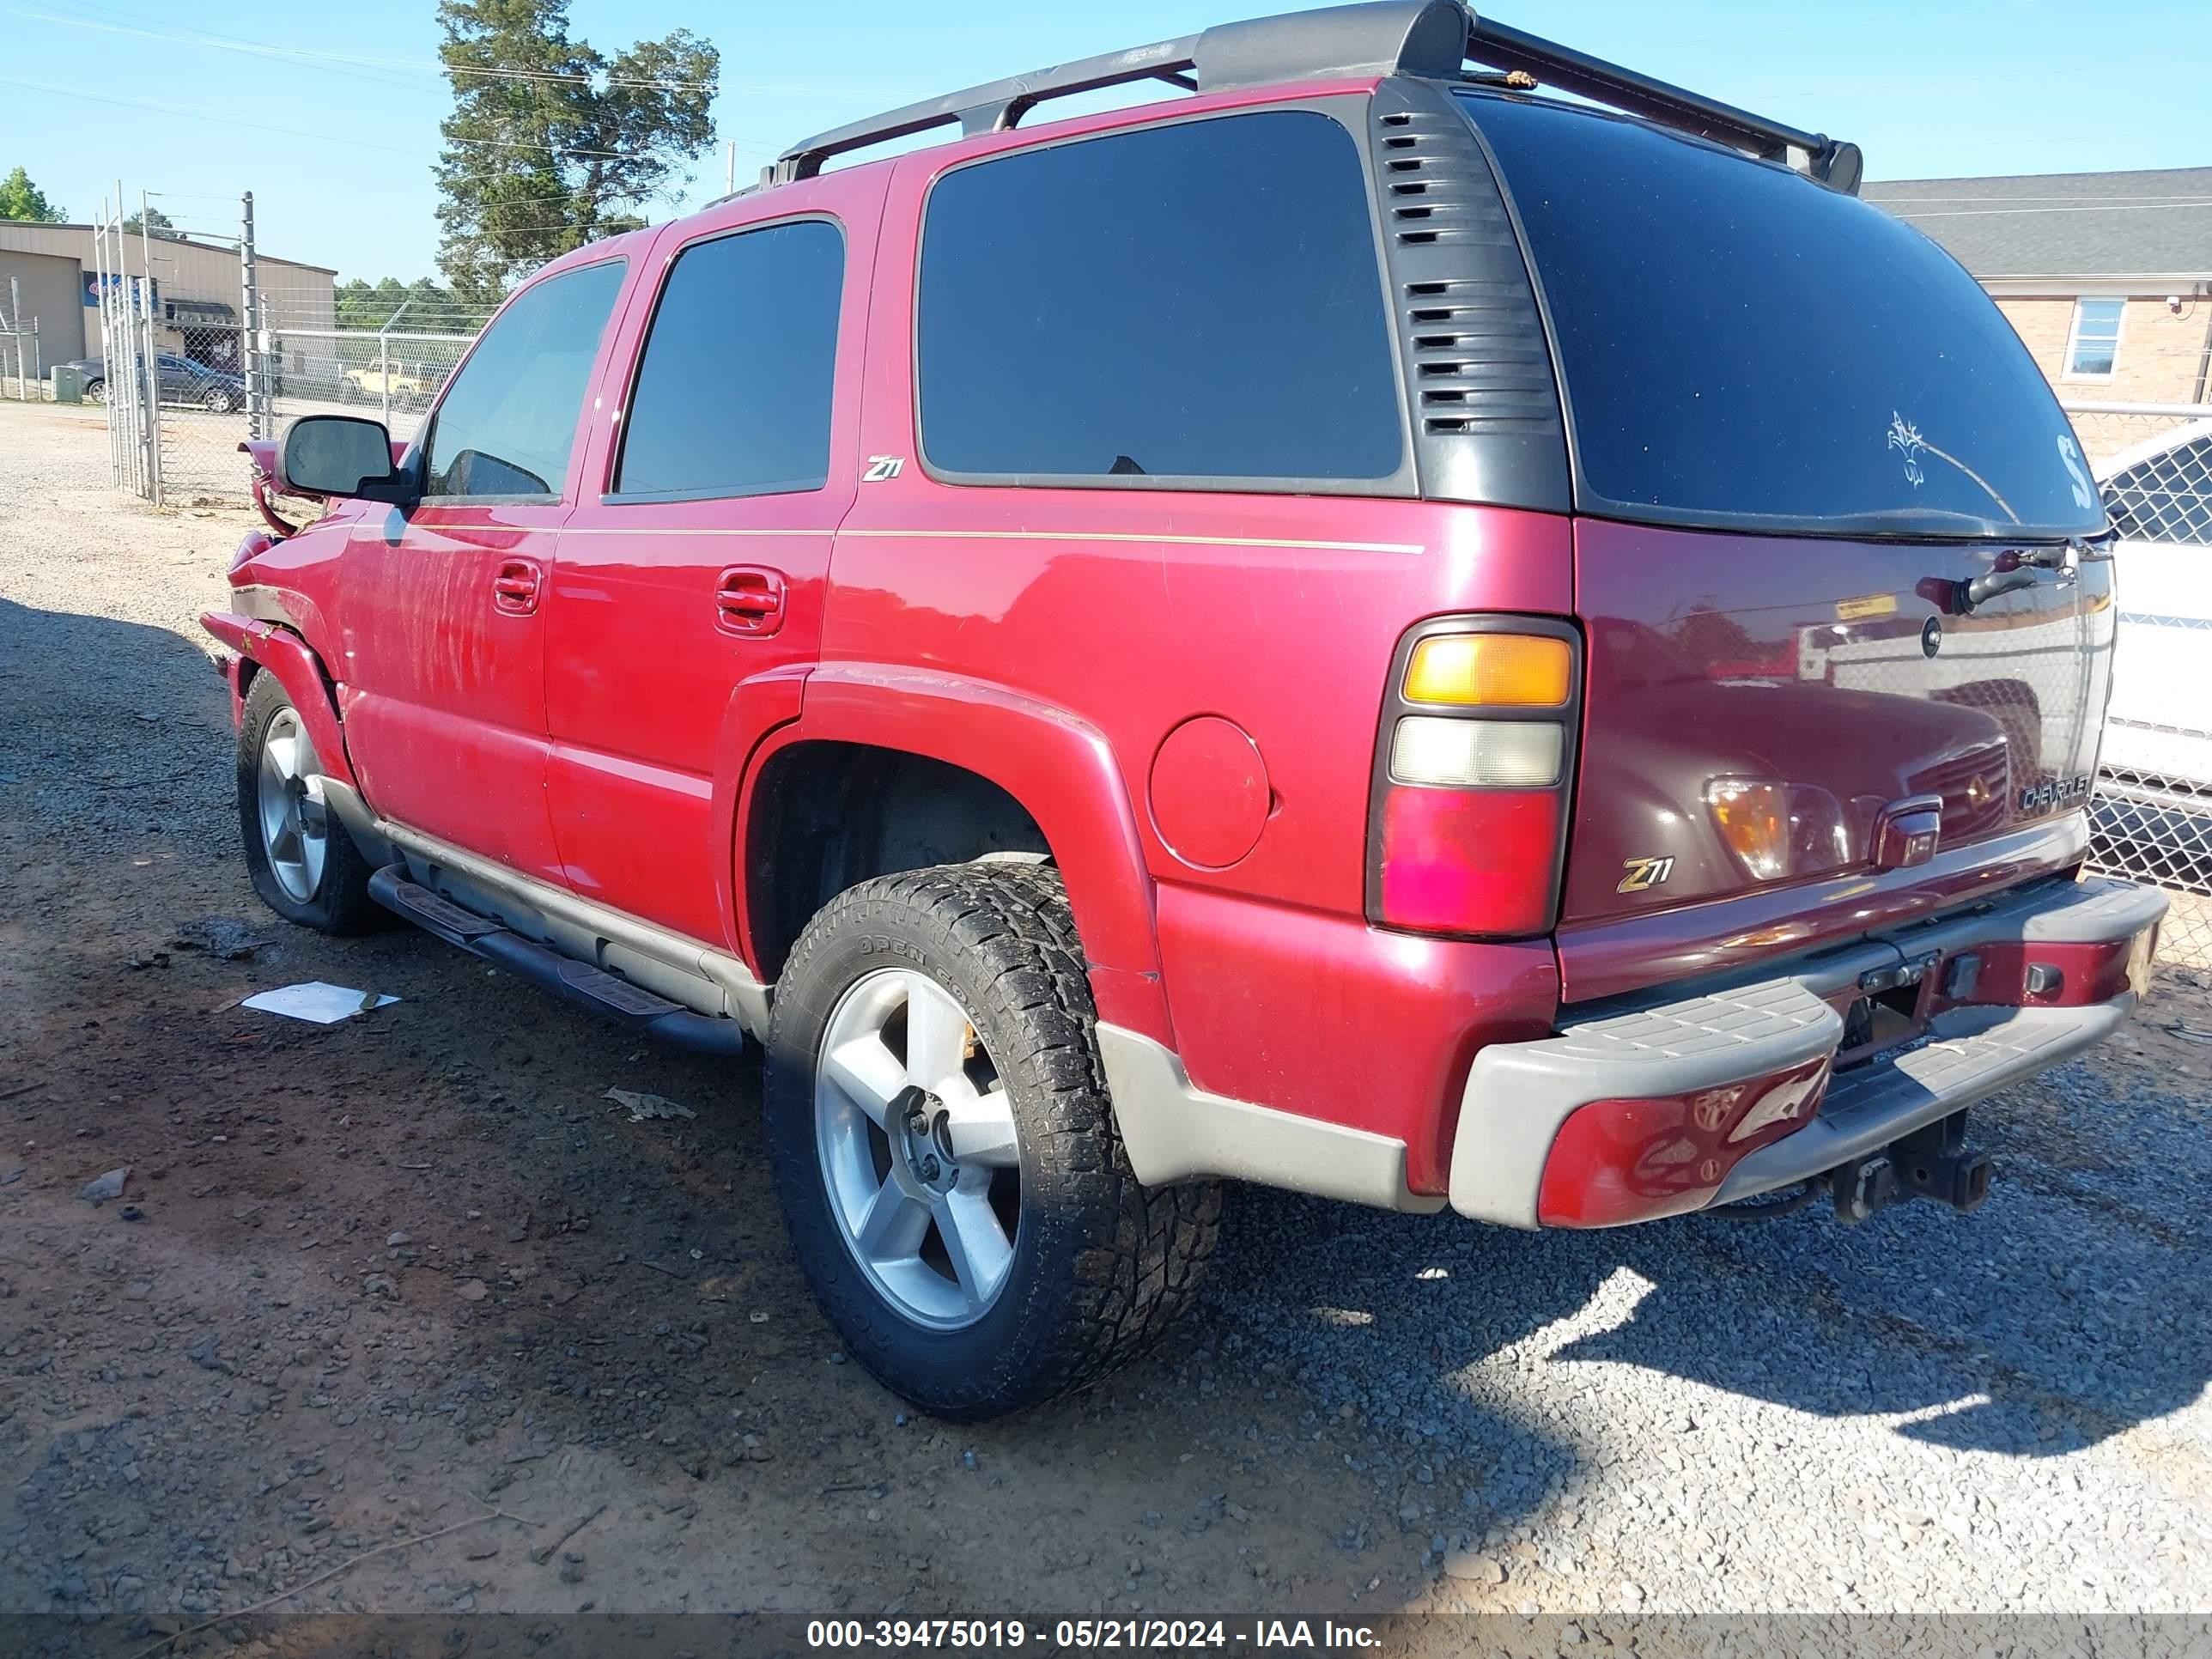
3, 400, 2209, 1651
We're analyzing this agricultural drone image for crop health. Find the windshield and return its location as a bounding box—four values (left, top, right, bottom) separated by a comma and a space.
1458, 92, 2106, 542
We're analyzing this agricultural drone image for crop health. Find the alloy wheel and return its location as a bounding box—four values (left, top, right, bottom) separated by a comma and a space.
814, 968, 1023, 1329
255, 708, 330, 903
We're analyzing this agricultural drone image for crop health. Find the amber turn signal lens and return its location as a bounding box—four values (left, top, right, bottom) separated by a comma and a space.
1706, 779, 1791, 881
1403, 634, 1571, 708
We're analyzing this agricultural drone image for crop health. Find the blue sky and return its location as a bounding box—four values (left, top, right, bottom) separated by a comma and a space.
4, 0, 2206, 287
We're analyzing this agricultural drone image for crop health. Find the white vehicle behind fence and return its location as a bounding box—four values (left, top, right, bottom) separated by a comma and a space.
2092, 418, 2212, 962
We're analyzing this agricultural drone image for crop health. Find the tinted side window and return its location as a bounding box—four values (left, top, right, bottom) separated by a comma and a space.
2105, 437, 2212, 544
424, 259, 626, 501
615, 220, 843, 500
917, 111, 1402, 486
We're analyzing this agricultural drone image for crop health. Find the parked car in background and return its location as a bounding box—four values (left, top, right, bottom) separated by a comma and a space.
60, 352, 246, 413
341, 360, 446, 410
203, 0, 2165, 1419
2093, 418, 2212, 892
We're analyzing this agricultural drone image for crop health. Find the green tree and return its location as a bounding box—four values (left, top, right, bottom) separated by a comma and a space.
433, 0, 718, 301
335, 275, 489, 333
121, 205, 180, 239
0, 165, 65, 223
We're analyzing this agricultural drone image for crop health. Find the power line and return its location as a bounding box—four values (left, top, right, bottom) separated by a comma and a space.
0, 76, 772, 167
14, 3, 848, 108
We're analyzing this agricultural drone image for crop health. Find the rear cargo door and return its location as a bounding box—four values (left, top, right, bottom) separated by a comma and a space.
1455, 90, 2112, 952
1568, 520, 2112, 926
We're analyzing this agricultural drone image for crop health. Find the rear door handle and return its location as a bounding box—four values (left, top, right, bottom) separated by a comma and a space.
715, 566, 787, 636
492, 558, 542, 616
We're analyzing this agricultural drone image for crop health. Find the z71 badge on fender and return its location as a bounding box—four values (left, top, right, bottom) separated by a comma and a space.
1618, 855, 1676, 894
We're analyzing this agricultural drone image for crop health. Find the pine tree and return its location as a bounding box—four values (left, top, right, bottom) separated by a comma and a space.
433, 0, 718, 302
121, 206, 179, 240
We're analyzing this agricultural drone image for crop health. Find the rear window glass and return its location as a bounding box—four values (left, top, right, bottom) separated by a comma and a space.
916, 110, 1403, 487
1460, 93, 2106, 540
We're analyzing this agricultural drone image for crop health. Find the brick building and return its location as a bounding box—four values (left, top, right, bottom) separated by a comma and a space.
1864, 167, 2212, 462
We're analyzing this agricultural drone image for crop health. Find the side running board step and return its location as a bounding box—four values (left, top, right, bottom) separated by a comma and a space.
368, 866, 744, 1056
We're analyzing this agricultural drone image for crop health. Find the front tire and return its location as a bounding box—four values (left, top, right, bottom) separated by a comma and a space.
765, 864, 1219, 1419
236, 671, 380, 933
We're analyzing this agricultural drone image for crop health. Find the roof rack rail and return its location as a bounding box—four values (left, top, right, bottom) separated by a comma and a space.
765, 1, 1859, 194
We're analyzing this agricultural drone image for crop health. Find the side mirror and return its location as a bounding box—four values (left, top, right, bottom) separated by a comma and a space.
278, 415, 414, 505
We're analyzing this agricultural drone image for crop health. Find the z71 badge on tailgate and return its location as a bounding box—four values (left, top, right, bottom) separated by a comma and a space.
1618, 855, 1676, 894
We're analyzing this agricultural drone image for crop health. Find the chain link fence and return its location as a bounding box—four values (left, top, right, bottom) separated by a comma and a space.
2066, 407, 2210, 471
2083, 422, 2212, 969
0, 291, 44, 402
148, 318, 250, 503
266, 324, 476, 448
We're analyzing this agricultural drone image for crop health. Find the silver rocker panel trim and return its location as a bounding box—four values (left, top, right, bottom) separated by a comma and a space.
366, 813, 772, 1039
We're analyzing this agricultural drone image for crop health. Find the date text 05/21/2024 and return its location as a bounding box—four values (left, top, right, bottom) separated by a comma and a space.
805, 1619, 1382, 1650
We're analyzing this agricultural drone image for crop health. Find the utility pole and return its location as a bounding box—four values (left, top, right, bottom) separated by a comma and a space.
726, 139, 736, 196
240, 190, 263, 440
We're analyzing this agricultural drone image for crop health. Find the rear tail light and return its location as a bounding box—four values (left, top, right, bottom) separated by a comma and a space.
1403, 632, 1572, 708
1536, 1054, 1833, 1228
1367, 619, 1581, 939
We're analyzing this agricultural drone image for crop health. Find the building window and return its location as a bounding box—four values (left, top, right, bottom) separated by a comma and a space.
2064, 298, 2124, 378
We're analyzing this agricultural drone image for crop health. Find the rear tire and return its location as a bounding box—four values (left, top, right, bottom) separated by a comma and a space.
236, 670, 381, 934
765, 864, 1219, 1419
84, 379, 105, 404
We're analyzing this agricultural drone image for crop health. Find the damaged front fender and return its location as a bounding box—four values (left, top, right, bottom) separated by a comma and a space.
199, 610, 356, 791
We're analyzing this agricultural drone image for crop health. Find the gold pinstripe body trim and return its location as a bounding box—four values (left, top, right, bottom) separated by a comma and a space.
553, 524, 1423, 556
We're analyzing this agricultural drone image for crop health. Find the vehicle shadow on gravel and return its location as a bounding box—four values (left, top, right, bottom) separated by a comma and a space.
1215, 1046, 2211, 1477
0, 592, 234, 803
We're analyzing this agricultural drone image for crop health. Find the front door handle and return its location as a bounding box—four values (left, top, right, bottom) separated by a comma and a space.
492, 558, 542, 616
715, 566, 787, 636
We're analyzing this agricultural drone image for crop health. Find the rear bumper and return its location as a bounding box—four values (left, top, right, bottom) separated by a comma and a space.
1450, 874, 2168, 1228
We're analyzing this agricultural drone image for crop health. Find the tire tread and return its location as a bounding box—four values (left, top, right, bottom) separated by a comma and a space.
767, 862, 1219, 1416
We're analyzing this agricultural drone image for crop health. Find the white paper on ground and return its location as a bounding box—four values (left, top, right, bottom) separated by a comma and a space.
240, 981, 400, 1024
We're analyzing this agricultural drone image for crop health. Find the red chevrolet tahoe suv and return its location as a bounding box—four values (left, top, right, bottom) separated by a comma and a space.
205, 1, 2166, 1418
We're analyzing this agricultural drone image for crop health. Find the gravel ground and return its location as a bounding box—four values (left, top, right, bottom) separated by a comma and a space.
2, 398, 2209, 1646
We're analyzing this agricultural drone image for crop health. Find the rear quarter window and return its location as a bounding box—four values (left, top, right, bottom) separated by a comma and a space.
1461, 93, 2105, 541
915, 109, 1405, 489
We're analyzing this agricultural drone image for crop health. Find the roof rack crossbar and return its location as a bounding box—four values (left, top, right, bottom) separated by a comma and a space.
767, 2, 1860, 193
769, 33, 1206, 184
1462, 15, 1862, 191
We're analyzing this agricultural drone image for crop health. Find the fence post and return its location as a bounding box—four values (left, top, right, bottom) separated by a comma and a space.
140, 187, 162, 507
110, 186, 141, 498
94, 205, 113, 482
240, 190, 263, 441
377, 298, 411, 430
